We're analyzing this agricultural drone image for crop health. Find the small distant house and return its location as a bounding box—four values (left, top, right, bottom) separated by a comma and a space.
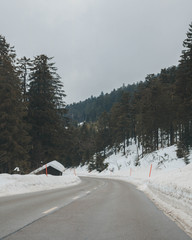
31, 160, 65, 176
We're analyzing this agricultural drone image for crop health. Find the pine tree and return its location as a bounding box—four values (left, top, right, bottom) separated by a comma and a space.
16, 56, 32, 103
158, 67, 177, 146
28, 55, 67, 168
77, 122, 97, 165
176, 22, 192, 148
110, 102, 122, 152
96, 112, 111, 157
0, 35, 30, 173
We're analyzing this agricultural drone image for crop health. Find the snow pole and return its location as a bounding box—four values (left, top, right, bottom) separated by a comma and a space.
149, 164, 152, 177
46, 164, 48, 176
130, 168, 132, 176
74, 168, 76, 176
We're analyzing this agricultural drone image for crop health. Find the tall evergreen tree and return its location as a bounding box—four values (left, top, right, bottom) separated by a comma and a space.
176, 22, 192, 148
96, 112, 111, 157
0, 35, 30, 173
17, 56, 32, 103
28, 55, 67, 168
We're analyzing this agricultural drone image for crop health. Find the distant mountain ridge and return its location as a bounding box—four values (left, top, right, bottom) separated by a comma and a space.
67, 83, 139, 123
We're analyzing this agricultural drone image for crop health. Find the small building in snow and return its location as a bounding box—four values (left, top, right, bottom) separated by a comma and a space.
31, 160, 65, 176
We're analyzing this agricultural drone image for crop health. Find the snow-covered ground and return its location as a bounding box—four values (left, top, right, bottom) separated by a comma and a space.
0, 173, 80, 197
74, 144, 192, 237
0, 143, 191, 236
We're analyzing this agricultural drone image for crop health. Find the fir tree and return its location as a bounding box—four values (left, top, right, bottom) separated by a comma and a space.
16, 56, 32, 103
96, 112, 111, 157
176, 22, 192, 148
28, 55, 67, 168
0, 35, 30, 173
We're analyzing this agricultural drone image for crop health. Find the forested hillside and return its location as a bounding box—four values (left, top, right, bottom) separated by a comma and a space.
0, 22, 192, 173
67, 83, 138, 123
71, 22, 192, 171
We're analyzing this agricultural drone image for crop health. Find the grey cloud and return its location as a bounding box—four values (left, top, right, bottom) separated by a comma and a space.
0, 0, 192, 103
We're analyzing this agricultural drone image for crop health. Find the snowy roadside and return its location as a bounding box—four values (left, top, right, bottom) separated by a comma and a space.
0, 144, 191, 237
0, 173, 81, 197
143, 164, 192, 237
112, 165, 192, 238
74, 145, 192, 237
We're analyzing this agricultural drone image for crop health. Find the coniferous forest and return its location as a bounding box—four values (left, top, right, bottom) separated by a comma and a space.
0, 22, 192, 173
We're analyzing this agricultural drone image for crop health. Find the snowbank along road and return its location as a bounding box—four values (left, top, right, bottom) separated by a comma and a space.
0, 177, 191, 240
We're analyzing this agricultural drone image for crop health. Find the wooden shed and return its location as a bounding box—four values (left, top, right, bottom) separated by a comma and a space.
31, 160, 65, 176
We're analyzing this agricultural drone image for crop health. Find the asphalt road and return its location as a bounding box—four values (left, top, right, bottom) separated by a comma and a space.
0, 177, 191, 240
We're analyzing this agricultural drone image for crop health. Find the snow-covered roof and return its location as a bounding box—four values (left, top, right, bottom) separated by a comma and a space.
30, 160, 65, 174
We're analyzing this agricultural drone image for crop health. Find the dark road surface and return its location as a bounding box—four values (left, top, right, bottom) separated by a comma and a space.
0, 177, 191, 240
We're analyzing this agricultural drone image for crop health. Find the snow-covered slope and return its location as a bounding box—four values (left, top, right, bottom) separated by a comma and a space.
74, 144, 192, 237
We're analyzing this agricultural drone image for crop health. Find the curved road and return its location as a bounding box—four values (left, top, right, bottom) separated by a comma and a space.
0, 177, 191, 240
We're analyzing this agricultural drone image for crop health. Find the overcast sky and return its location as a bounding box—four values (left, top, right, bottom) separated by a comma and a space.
0, 0, 192, 104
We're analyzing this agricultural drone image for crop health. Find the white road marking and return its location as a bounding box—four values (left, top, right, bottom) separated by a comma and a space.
86, 191, 91, 194
43, 206, 58, 214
